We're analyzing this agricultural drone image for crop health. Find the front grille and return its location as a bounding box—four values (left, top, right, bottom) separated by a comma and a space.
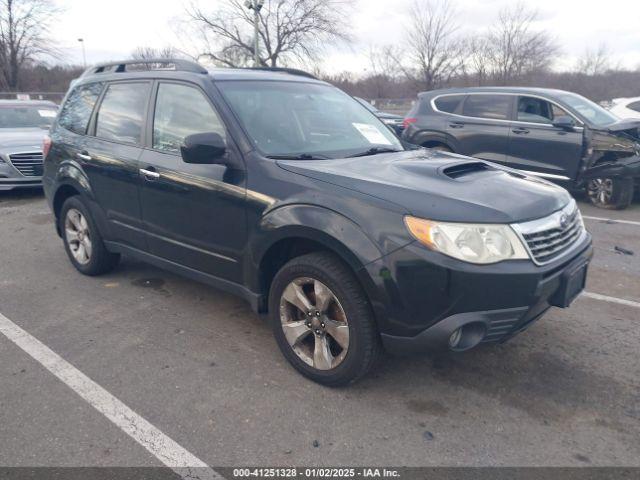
514, 201, 585, 265
9, 152, 44, 177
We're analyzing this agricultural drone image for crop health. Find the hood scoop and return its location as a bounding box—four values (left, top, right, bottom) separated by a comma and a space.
443, 161, 494, 179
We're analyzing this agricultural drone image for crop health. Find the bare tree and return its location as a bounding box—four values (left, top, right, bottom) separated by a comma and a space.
130, 46, 180, 61
184, 0, 354, 68
486, 3, 557, 85
398, 0, 465, 91
463, 35, 494, 86
365, 45, 402, 98
576, 43, 612, 76
0, 0, 59, 90
128, 46, 184, 70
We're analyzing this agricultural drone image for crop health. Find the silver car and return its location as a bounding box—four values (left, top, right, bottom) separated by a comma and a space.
0, 100, 57, 191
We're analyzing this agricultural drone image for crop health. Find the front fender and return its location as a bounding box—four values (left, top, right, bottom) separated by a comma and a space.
250, 204, 383, 273
581, 155, 640, 181
246, 204, 389, 320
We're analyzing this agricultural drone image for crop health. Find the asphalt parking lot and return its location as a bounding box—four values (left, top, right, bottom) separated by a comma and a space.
0, 190, 639, 469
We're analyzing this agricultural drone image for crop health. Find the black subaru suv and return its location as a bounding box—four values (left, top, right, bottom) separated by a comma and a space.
403, 87, 640, 210
43, 60, 592, 386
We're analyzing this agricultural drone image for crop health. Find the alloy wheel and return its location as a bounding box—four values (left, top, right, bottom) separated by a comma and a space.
64, 208, 92, 265
279, 277, 350, 370
587, 178, 613, 205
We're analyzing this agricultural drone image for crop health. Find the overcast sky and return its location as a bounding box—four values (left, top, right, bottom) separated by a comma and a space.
54, 0, 640, 74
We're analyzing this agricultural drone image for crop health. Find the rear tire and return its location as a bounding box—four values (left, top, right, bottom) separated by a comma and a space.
269, 252, 381, 387
586, 177, 634, 210
59, 196, 120, 276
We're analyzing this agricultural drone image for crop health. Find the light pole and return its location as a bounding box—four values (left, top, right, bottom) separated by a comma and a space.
77, 38, 87, 68
244, 0, 264, 67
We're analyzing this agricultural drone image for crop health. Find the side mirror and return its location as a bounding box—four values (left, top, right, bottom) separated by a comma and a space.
552, 116, 575, 130
181, 132, 226, 164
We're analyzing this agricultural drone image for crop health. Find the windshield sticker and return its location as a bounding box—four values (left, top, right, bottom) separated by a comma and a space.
38, 110, 57, 118
352, 123, 392, 145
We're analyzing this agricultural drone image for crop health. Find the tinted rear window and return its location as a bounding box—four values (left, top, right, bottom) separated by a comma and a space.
434, 95, 464, 113
462, 95, 511, 120
629, 101, 640, 113
95, 82, 151, 144
58, 83, 103, 135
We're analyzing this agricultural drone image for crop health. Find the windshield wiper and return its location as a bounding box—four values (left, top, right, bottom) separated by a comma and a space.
266, 153, 331, 160
347, 147, 403, 158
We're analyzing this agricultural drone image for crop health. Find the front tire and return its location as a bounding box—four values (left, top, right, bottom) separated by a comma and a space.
587, 177, 634, 210
269, 252, 381, 386
59, 196, 120, 276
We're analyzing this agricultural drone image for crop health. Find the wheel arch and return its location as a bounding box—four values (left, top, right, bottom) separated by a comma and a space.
248, 205, 384, 317
412, 130, 456, 151
51, 162, 95, 235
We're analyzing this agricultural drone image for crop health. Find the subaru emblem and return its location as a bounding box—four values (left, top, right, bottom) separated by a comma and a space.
559, 214, 569, 229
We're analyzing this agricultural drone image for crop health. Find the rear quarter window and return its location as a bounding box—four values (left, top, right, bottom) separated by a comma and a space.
462, 95, 511, 120
58, 83, 103, 135
434, 95, 465, 114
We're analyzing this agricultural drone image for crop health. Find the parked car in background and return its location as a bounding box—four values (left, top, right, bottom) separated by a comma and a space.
403, 87, 640, 209
355, 97, 404, 135
44, 60, 591, 386
608, 97, 640, 120
0, 100, 57, 191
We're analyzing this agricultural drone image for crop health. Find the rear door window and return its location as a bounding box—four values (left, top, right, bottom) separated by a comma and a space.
95, 82, 151, 144
434, 95, 465, 114
58, 83, 103, 135
462, 95, 511, 120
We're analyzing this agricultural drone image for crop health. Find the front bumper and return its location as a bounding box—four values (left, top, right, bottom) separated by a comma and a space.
581, 154, 640, 181
364, 235, 593, 355
0, 162, 42, 191
0, 177, 43, 190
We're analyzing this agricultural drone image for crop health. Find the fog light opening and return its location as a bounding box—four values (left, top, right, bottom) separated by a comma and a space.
449, 328, 462, 349
448, 322, 486, 352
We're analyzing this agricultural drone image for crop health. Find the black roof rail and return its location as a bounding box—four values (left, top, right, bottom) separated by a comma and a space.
80, 58, 208, 77
245, 67, 318, 79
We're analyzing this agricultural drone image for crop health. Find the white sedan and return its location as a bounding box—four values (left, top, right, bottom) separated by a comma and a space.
608, 97, 640, 119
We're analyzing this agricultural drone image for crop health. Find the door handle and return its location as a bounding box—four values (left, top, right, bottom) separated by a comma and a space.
512, 127, 530, 135
449, 122, 465, 129
139, 168, 160, 180
76, 152, 92, 161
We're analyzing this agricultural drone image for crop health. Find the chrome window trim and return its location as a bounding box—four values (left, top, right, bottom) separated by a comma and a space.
430, 92, 585, 128
510, 199, 587, 266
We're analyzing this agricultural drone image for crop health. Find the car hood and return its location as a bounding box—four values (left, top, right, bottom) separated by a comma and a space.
277, 150, 572, 224
377, 112, 403, 121
604, 119, 640, 133
0, 128, 47, 151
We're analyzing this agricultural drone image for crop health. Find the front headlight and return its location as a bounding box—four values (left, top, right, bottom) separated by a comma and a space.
405, 216, 530, 264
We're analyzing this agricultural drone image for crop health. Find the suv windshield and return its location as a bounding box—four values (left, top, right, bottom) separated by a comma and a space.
0, 105, 57, 129
217, 81, 402, 158
556, 92, 618, 127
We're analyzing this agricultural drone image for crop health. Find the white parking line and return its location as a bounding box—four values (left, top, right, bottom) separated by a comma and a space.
581, 292, 640, 309
582, 215, 640, 227
0, 312, 220, 480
